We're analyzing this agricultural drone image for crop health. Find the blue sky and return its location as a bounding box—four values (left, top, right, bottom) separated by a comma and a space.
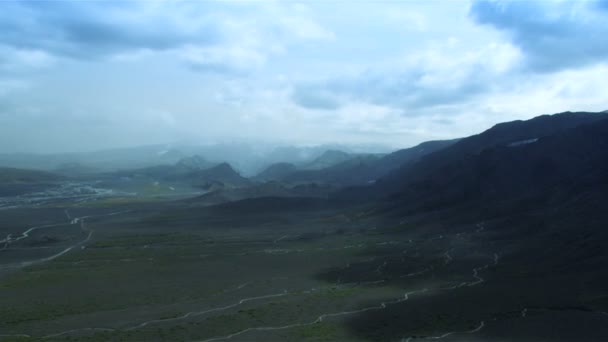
1, 0, 607, 153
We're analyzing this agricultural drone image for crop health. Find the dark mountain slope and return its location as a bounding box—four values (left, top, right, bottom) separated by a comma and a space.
369, 139, 457, 178
339, 114, 608, 341
421, 111, 608, 168
378, 113, 608, 214
283, 155, 381, 185
346, 111, 608, 202
190, 162, 251, 188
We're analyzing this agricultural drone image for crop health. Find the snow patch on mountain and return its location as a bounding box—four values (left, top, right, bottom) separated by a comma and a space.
508, 138, 538, 147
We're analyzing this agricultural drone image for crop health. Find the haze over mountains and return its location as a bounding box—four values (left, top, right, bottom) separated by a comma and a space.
2, 110, 606, 206
0, 143, 390, 177
3, 110, 608, 341
3, 110, 607, 209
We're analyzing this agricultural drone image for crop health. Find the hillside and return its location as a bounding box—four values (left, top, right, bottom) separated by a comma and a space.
276, 140, 456, 186
283, 154, 381, 185
175, 155, 215, 170
349, 111, 608, 212
186, 181, 334, 206
113, 155, 216, 180
190, 162, 251, 189
399, 116, 608, 213
0, 167, 63, 184
301, 150, 354, 170
0, 167, 63, 196
253, 162, 297, 182
397, 111, 608, 181
3, 111, 608, 342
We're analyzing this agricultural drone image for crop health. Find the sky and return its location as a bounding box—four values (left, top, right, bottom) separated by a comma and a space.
1, 0, 608, 154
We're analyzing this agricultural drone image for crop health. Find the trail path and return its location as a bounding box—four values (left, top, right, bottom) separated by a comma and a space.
8, 221, 502, 341
0, 209, 131, 269
196, 223, 499, 342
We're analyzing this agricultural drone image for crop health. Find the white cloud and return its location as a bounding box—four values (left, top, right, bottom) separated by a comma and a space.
470, 0, 608, 72
0, 46, 56, 71
0, 79, 30, 97
178, 45, 267, 74
278, 15, 336, 41
0, 0, 607, 153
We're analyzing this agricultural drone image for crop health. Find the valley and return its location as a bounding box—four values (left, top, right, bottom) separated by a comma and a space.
1, 195, 607, 341
1, 111, 608, 341
3, 2, 608, 340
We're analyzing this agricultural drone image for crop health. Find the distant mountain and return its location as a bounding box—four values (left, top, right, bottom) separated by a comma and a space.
113, 155, 214, 179
112, 158, 249, 189
344, 111, 608, 212
0, 167, 63, 196
0, 145, 185, 172
253, 163, 297, 182
266, 140, 456, 187
0, 143, 393, 176
53, 162, 99, 176
175, 155, 215, 170
283, 154, 381, 185
116, 161, 251, 190
190, 162, 251, 189
302, 150, 354, 170
0, 167, 62, 184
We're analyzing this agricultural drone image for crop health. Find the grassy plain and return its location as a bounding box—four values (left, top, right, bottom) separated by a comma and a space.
1, 196, 607, 341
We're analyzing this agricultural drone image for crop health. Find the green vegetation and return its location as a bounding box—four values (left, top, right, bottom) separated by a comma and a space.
2, 178, 608, 341
0, 167, 62, 183
294, 322, 343, 341
90, 233, 206, 248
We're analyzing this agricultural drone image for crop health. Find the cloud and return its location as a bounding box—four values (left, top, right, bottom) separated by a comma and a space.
470, 0, 608, 72
291, 84, 341, 110
278, 15, 335, 41
0, 0, 334, 77
0, 1, 222, 59
1, 1, 607, 154
179, 45, 267, 75
290, 41, 521, 113
290, 0, 607, 118
177, 3, 334, 75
